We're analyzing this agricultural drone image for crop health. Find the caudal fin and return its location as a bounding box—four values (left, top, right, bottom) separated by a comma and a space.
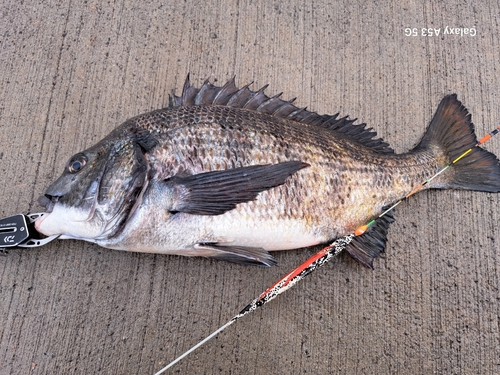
413, 94, 500, 192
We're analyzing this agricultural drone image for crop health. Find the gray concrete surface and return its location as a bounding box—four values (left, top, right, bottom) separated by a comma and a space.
1, 1, 500, 374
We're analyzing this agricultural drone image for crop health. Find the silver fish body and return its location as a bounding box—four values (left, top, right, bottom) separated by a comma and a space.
35, 77, 500, 266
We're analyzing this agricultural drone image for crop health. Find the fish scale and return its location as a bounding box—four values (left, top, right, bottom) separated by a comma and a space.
34, 77, 500, 268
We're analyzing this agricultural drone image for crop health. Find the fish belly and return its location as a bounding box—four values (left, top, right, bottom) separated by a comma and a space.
97, 199, 330, 254
207, 214, 326, 251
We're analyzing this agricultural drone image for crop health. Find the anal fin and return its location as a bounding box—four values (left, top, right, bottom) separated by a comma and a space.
345, 210, 395, 269
194, 243, 277, 267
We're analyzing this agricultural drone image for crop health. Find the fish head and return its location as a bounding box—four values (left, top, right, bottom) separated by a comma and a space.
35, 130, 150, 242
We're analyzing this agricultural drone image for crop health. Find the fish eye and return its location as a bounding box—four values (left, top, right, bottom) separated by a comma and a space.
68, 154, 87, 173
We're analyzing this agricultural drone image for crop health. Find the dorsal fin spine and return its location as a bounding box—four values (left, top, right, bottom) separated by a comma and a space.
256, 93, 283, 113
212, 76, 238, 105
242, 84, 269, 109
226, 82, 254, 107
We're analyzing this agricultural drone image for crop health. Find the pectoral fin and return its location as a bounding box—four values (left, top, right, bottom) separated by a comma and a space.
164, 161, 309, 215
194, 243, 277, 266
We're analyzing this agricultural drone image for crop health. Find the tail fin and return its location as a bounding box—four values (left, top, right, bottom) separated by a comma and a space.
413, 94, 500, 192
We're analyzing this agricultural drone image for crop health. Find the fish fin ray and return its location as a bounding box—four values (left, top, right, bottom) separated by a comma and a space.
166, 161, 309, 215
194, 78, 215, 105
345, 210, 395, 269
169, 76, 394, 154
242, 84, 270, 109
414, 94, 500, 192
213, 76, 239, 105
194, 243, 277, 266
180, 74, 198, 106
226, 82, 255, 107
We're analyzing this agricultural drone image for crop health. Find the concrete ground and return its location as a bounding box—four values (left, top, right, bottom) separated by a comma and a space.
1, 1, 500, 374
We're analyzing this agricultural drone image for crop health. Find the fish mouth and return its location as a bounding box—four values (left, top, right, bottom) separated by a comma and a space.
35, 176, 148, 239
37, 194, 60, 214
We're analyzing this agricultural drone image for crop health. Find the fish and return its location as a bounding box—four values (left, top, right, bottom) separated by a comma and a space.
34, 76, 500, 267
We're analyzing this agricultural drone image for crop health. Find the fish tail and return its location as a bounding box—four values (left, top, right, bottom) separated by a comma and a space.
412, 94, 500, 192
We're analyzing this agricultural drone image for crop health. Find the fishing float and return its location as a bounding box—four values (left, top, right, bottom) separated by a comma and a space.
153, 124, 500, 375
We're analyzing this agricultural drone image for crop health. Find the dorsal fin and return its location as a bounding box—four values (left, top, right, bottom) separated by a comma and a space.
169, 75, 393, 154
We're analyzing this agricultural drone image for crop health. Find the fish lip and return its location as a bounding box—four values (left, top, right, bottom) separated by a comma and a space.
38, 194, 59, 214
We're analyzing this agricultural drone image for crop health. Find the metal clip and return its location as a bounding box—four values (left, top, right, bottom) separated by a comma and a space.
0, 213, 58, 251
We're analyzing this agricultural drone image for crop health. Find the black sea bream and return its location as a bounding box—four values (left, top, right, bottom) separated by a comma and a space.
35, 77, 500, 267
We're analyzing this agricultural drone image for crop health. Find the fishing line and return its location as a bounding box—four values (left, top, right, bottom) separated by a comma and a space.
355, 124, 500, 236
153, 124, 500, 375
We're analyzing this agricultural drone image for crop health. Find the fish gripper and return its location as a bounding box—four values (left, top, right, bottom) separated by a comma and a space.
0, 213, 58, 251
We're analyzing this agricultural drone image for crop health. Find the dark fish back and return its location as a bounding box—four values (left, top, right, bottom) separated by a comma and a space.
169, 75, 393, 154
